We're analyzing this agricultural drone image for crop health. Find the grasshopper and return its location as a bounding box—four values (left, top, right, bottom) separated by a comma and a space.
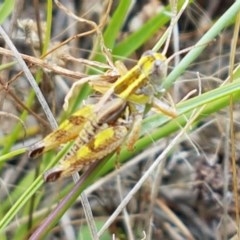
64, 51, 176, 118
28, 51, 176, 182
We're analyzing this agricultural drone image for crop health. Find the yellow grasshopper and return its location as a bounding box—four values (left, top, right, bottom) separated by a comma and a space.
64, 51, 176, 118
28, 51, 176, 182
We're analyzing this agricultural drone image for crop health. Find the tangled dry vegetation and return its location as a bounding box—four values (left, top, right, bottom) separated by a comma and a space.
0, 0, 240, 239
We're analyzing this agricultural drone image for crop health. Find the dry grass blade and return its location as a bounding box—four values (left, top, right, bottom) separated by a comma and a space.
156, 199, 194, 240
0, 111, 26, 136
0, 47, 86, 79
54, 0, 115, 68
227, 9, 240, 240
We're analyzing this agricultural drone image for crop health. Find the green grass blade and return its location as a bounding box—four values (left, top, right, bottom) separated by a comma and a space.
103, 0, 132, 49
0, 0, 15, 24
112, 8, 170, 57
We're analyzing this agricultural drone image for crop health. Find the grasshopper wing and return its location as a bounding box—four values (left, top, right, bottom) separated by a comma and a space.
44, 125, 128, 182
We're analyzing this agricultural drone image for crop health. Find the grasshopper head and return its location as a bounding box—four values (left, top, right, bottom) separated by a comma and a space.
144, 51, 167, 86
139, 51, 167, 96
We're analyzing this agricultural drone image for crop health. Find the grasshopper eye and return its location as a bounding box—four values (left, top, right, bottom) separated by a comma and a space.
150, 59, 167, 85
155, 59, 167, 77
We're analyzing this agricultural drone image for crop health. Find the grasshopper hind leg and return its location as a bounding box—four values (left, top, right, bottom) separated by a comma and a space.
44, 125, 129, 182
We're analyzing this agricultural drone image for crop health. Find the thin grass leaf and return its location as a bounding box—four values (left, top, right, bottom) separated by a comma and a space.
0, 0, 15, 24
112, 7, 170, 57
103, 0, 132, 49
